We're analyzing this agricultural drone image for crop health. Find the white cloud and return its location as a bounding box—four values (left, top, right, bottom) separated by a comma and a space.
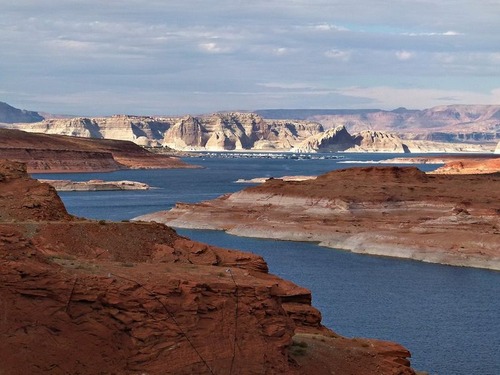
404, 30, 463, 36
1, 0, 499, 114
395, 50, 415, 61
325, 49, 351, 61
311, 23, 349, 32
198, 42, 232, 54
273, 47, 291, 56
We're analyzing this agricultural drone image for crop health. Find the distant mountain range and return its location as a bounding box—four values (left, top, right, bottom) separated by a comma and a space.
1, 101, 499, 152
256, 105, 500, 143
0, 101, 44, 123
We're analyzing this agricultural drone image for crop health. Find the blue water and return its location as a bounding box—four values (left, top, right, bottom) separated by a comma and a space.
33, 154, 500, 375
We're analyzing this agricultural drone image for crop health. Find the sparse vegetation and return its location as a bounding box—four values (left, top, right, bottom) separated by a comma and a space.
290, 340, 309, 356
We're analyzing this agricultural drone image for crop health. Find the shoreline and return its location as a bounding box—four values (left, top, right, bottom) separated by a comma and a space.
163, 221, 500, 272
135, 167, 500, 272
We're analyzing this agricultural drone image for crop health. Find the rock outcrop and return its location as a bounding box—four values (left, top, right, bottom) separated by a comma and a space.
10, 112, 324, 151
291, 125, 355, 152
0, 128, 193, 172
429, 157, 500, 174
137, 166, 500, 270
5, 101, 496, 152
291, 126, 488, 153
39, 179, 150, 191
0, 160, 416, 374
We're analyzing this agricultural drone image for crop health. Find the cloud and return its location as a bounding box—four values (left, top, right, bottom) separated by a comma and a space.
403, 30, 463, 37
310, 23, 349, 32
395, 50, 415, 61
0, 0, 499, 115
325, 49, 351, 62
198, 42, 232, 54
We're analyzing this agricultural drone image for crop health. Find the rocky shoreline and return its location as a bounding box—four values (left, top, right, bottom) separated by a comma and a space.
137, 166, 500, 271
0, 160, 417, 374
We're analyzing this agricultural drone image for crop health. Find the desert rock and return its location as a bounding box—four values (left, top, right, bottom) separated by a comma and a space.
138, 166, 500, 270
39, 179, 150, 191
0, 128, 194, 172
0, 160, 416, 374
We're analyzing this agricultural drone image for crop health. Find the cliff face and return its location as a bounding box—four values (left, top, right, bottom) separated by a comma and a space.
138, 166, 500, 271
0, 128, 193, 172
11, 112, 324, 151
292, 125, 491, 153
6, 101, 496, 152
14, 115, 172, 147
0, 160, 415, 374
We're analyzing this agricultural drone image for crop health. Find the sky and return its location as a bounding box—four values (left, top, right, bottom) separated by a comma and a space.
1, 0, 500, 116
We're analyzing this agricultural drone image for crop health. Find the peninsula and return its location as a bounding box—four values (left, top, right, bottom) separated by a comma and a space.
0, 128, 194, 173
137, 166, 500, 271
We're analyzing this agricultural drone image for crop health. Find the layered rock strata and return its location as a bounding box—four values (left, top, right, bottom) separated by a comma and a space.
7, 109, 491, 152
0, 160, 416, 374
138, 167, 500, 270
0, 128, 193, 172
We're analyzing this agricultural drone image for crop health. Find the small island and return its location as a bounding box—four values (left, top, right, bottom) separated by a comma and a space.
39, 179, 150, 191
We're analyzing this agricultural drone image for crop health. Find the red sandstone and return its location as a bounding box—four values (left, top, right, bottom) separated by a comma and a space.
139, 166, 500, 270
0, 128, 194, 172
0, 160, 416, 374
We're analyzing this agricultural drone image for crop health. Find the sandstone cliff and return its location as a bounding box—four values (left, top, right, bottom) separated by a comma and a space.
0, 160, 416, 374
291, 126, 488, 153
5, 101, 496, 152
10, 112, 324, 151
0, 128, 193, 172
138, 166, 500, 270
12, 115, 172, 147
291, 125, 355, 152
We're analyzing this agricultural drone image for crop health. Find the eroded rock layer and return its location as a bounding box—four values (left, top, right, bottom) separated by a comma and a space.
0, 128, 193, 172
138, 166, 500, 270
6, 109, 492, 152
0, 160, 416, 374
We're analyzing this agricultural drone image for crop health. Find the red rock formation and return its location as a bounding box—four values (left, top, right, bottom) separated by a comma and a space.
139, 166, 500, 270
0, 128, 194, 172
430, 156, 500, 174
0, 160, 416, 374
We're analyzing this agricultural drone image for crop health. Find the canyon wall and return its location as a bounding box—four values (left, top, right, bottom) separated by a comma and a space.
3, 102, 498, 152
0, 160, 416, 374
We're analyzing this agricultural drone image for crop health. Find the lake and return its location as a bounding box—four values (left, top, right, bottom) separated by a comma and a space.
33, 153, 500, 375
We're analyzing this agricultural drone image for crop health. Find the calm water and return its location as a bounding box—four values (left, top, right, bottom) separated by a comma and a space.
33, 154, 500, 375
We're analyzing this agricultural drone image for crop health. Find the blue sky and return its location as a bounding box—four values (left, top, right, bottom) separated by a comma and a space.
1, 0, 499, 116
